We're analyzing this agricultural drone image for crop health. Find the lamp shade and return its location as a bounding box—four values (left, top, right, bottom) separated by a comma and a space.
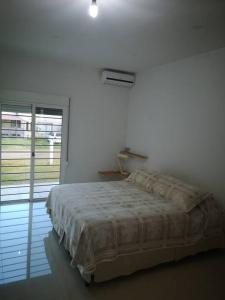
117, 153, 129, 160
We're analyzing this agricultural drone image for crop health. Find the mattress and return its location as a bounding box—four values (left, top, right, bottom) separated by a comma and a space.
46, 181, 225, 282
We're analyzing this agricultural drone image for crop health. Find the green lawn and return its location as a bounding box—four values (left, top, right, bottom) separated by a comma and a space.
1, 138, 61, 185
2, 137, 60, 151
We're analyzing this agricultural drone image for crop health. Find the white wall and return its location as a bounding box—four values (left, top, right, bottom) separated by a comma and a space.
0, 52, 129, 183
127, 48, 225, 203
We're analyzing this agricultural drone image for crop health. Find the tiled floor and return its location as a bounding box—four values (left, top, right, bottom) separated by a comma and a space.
0, 202, 52, 284
0, 201, 225, 300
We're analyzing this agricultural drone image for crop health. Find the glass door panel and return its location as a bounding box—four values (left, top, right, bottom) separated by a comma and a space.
0, 104, 32, 203
33, 107, 63, 200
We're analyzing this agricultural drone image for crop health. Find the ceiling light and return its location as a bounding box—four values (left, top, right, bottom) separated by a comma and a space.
89, 0, 98, 18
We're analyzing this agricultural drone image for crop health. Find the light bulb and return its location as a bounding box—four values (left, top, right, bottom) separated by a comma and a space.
89, 0, 98, 18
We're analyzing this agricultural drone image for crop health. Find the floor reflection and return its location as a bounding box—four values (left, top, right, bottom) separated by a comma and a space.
0, 201, 52, 284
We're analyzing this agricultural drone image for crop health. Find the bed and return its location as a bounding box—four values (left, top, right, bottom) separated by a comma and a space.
46, 170, 225, 283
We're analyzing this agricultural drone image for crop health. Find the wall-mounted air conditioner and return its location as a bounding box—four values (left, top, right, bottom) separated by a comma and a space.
101, 70, 135, 88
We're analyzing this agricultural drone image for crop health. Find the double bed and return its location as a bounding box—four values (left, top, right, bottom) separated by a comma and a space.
46, 170, 225, 283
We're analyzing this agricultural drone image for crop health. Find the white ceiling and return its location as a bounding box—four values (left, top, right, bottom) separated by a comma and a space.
0, 0, 225, 72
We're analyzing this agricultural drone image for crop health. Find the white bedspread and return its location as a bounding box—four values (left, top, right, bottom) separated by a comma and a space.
46, 181, 224, 277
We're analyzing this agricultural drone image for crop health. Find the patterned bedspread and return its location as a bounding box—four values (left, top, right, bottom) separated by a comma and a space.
46, 181, 224, 276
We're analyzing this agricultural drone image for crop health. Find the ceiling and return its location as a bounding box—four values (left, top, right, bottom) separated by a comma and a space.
0, 0, 225, 72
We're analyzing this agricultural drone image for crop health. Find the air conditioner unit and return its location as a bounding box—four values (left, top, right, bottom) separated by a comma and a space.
101, 70, 135, 88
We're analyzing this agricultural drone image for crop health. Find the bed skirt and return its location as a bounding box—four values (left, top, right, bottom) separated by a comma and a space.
50, 211, 224, 283
93, 235, 224, 282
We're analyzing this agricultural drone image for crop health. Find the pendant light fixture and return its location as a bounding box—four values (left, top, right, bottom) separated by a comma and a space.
89, 0, 98, 18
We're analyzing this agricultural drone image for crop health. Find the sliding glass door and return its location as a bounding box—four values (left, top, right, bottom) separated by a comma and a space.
0, 103, 65, 203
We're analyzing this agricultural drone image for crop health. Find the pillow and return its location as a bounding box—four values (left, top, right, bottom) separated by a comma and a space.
167, 183, 211, 212
151, 173, 210, 212
126, 169, 158, 190
151, 177, 173, 198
